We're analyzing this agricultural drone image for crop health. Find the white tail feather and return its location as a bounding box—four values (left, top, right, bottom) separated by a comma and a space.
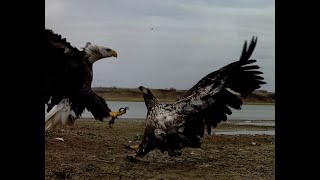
45, 121, 53, 131
45, 104, 63, 123
45, 98, 75, 131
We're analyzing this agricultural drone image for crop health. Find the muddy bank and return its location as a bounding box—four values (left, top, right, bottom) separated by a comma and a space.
45, 119, 275, 180
93, 87, 275, 104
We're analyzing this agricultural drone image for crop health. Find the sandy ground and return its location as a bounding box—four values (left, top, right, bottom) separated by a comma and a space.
45, 119, 275, 180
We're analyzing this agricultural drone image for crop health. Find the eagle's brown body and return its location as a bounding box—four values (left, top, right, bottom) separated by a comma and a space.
127, 37, 266, 159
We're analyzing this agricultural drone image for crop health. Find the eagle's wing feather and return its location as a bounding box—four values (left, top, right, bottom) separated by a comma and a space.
45, 29, 84, 102
46, 29, 80, 58
174, 36, 265, 135
69, 89, 111, 121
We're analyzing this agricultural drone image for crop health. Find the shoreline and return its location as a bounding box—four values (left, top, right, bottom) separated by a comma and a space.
105, 98, 275, 105
77, 118, 275, 135
93, 87, 275, 105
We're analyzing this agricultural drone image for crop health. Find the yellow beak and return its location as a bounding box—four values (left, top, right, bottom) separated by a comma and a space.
111, 50, 118, 58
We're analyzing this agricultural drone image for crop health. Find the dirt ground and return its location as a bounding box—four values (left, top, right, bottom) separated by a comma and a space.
45, 119, 275, 180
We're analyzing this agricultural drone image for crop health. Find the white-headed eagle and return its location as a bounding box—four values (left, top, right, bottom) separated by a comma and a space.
44, 29, 118, 131
126, 36, 266, 159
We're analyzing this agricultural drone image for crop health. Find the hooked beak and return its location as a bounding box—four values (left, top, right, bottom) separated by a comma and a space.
138, 86, 148, 94
111, 50, 118, 58
138, 86, 144, 91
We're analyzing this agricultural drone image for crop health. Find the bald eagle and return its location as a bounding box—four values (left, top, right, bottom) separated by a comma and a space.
126, 36, 266, 158
45, 29, 118, 131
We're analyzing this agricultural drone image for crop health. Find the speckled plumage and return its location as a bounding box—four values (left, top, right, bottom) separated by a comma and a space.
131, 36, 266, 158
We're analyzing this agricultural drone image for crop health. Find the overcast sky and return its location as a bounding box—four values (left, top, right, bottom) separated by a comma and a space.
45, 0, 274, 92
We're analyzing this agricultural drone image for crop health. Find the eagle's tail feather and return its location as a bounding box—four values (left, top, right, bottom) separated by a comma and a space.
45, 104, 63, 123
45, 98, 75, 131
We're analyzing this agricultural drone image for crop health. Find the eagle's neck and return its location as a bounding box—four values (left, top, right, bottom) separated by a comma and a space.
84, 45, 104, 63
143, 94, 159, 110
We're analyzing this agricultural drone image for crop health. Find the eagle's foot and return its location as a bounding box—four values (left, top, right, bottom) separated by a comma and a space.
125, 144, 141, 161
124, 144, 140, 152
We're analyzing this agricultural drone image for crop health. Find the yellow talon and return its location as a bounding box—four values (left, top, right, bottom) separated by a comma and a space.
125, 144, 140, 161
129, 145, 140, 152
108, 107, 129, 127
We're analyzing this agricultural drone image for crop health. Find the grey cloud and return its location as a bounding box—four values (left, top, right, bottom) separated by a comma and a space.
46, 0, 275, 91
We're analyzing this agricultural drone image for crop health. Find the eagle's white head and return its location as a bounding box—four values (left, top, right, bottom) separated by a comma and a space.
83, 42, 118, 63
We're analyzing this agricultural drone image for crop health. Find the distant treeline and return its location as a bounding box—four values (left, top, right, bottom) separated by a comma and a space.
93, 87, 275, 104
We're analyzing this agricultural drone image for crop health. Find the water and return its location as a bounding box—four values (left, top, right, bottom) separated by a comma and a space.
45, 101, 275, 134
78, 101, 275, 121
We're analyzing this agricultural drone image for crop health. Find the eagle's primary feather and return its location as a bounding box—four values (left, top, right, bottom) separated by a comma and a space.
44, 29, 118, 130
128, 36, 266, 158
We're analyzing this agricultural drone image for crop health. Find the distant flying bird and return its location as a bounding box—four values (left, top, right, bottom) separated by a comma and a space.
126, 36, 266, 159
45, 29, 118, 131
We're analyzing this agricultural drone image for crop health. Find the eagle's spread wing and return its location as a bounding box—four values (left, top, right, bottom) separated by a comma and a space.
46, 29, 80, 56
45, 29, 84, 99
174, 36, 265, 135
126, 36, 267, 159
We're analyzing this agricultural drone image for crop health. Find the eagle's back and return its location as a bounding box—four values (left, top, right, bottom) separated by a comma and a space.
146, 103, 186, 139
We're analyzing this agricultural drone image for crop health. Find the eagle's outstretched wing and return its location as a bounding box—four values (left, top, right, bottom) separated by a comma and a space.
45, 29, 84, 101
46, 29, 80, 56
174, 36, 265, 135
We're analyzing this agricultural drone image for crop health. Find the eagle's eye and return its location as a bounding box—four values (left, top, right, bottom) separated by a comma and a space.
106, 48, 112, 52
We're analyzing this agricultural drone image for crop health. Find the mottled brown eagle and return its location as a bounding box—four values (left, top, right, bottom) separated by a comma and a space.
126, 36, 266, 159
45, 29, 118, 130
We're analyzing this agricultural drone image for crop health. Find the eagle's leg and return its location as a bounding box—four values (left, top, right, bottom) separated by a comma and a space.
108, 117, 116, 128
